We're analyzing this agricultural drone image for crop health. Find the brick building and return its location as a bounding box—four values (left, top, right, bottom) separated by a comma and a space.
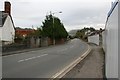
15, 28, 35, 38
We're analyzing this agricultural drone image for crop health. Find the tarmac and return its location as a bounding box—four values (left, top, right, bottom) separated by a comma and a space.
2, 46, 54, 56
2, 42, 105, 79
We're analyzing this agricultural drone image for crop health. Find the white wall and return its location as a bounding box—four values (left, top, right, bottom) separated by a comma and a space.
118, 0, 120, 80
0, 28, 2, 42
103, 1, 118, 78
1, 15, 15, 43
88, 34, 99, 45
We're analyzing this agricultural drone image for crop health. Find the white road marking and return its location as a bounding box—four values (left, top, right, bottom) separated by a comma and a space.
3, 49, 47, 58
57, 45, 75, 53
59, 48, 68, 52
18, 60, 24, 62
18, 54, 48, 62
56, 48, 67, 53
36, 56, 41, 58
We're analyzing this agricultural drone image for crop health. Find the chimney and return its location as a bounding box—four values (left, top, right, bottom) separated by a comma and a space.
4, 1, 11, 15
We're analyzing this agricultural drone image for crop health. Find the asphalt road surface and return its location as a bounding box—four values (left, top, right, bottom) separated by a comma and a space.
62, 43, 104, 78
2, 39, 89, 78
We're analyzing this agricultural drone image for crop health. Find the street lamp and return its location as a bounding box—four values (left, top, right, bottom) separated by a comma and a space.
50, 11, 62, 45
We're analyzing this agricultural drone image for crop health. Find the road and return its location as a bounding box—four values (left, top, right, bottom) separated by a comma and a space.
62, 43, 104, 78
2, 39, 89, 78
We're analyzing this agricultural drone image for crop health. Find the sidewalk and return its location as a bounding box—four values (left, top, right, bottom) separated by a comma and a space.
62, 43, 105, 79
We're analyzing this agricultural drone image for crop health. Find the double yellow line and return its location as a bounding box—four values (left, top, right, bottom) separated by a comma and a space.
51, 43, 91, 79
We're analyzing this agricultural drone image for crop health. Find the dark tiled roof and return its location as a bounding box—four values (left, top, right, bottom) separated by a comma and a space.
0, 11, 8, 27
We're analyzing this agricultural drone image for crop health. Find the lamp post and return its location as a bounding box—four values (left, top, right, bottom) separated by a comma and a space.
50, 11, 62, 45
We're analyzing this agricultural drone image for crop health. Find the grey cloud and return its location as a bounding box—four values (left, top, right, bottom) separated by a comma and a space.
1, 0, 111, 31
61, 4, 109, 28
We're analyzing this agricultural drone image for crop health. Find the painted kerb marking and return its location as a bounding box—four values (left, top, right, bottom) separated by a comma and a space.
51, 44, 91, 79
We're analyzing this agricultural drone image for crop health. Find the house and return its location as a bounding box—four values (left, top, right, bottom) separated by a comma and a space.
15, 27, 41, 48
0, 1, 15, 45
102, 0, 119, 78
88, 29, 104, 45
15, 27, 35, 38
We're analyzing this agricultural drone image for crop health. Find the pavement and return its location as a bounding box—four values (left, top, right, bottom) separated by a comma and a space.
62, 43, 105, 79
2, 39, 90, 78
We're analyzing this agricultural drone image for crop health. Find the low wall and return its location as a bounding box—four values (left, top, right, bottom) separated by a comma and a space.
2, 44, 28, 53
55, 38, 65, 45
88, 34, 99, 45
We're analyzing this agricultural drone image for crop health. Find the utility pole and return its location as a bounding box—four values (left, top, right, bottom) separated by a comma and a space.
50, 11, 62, 45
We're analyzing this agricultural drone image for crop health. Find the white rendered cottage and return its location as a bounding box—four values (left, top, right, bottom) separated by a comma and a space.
0, 1, 15, 45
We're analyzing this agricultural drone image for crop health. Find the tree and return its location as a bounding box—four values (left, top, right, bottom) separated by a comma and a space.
75, 27, 96, 41
75, 30, 84, 39
41, 14, 68, 39
29, 27, 42, 37
89, 27, 96, 32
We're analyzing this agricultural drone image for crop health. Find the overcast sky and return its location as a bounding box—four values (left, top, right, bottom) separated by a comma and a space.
1, 0, 114, 31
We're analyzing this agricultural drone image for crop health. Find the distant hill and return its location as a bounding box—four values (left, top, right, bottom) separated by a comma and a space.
68, 29, 79, 36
